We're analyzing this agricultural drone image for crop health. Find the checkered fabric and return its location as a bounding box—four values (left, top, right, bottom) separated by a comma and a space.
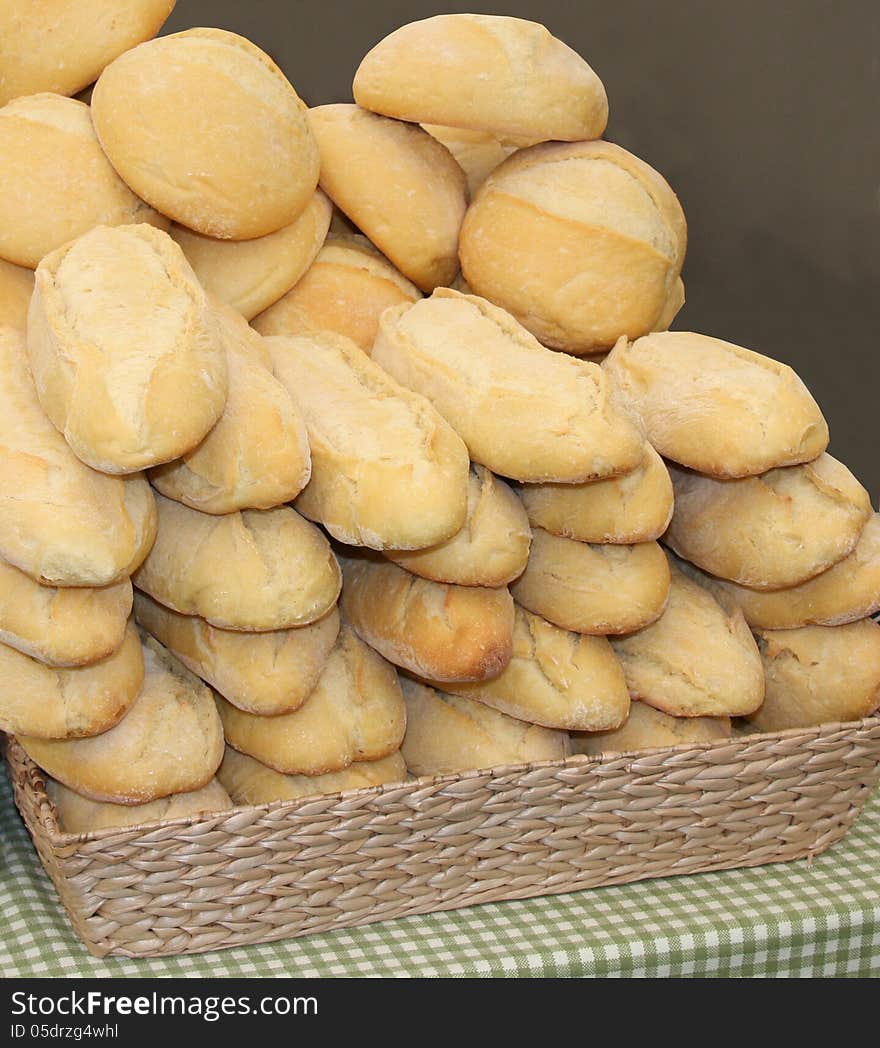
1, 766, 877, 978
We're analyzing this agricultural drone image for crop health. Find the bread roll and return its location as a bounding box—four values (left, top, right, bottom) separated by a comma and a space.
219, 627, 406, 775
421, 125, 541, 197
354, 15, 607, 142
0, 259, 33, 329
28, 223, 229, 474
0, 619, 142, 738
666, 455, 872, 589
47, 778, 232, 835
340, 553, 515, 682
459, 141, 687, 354
133, 495, 341, 631
0, 1, 176, 105
252, 234, 420, 352
520, 444, 673, 544
19, 633, 225, 803
386, 466, 531, 587
572, 701, 731, 756
610, 561, 765, 717
92, 28, 319, 239
0, 558, 131, 666
169, 191, 332, 321
218, 748, 407, 806
150, 303, 311, 514
373, 289, 644, 482
266, 331, 469, 550
401, 679, 569, 776
511, 529, 670, 635
0, 94, 167, 269
134, 592, 339, 716
441, 605, 630, 730
604, 331, 829, 476
0, 325, 157, 587
748, 621, 880, 732
308, 104, 467, 292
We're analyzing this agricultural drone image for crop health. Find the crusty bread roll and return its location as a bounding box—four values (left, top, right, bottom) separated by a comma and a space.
459, 141, 686, 354
421, 125, 541, 197
354, 15, 607, 142
0, 259, 33, 329
572, 701, 731, 756
218, 627, 406, 775
373, 289, 644, 483
252, 234, 420, 352
440, 605, 630, 730
28, 223, 229, 474
133, 495, 341, 632
134, 592, 339, 715
92, 29, 319, 239
386, 466, 531, 587
519, 444, 673, 544
401, 678, 569, 777
19, 632, 225, 804
0, 94, 167, 269
748, 621, 880, 732
604, 331, 829, 477
0, 325, 157, 587
47, 778, 232, 835
666, 455, 872, 589
308, 105, 467, 292
511, 528, 670, 635
169, 191, 332, 321
218, 748, 407, 806
149, 302, 311, 514
0, 558, 131, 667
610, 561, 765, 717
340, 553, 515, 682
266, 331, 469, 550
0, 619, 142, 738
0, 1, 176, 106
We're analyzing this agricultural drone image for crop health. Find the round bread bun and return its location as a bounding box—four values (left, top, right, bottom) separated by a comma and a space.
572, 701, 731, 756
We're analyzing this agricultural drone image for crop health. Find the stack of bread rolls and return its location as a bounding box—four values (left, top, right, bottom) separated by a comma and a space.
2, 10, 877, 834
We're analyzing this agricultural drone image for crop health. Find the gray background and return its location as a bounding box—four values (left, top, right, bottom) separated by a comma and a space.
163, 1, 880, 499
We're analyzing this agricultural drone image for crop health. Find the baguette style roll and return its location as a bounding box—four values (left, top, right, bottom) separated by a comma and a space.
373, 289, 644, 483
604, 331, 829, 477
666, 455, 873, 590
0, 326, 157, 587
308, 104, 467, 292
511, 529, 670, 635
439, 605, 630, 730
0, 619, 143, 738
218, 627, 406, 776
385, 466, 531, 586
571, 701, 731, 756
218, 748, 407, 806
19, 633, 225, 804
519, 444, 673, 544
354, 15, 607, 142
267, 331, 469, 550
169, 190, 332, 321
340, 553, 515, 682
92, 28, 319, 239
0, 259, 34, 330
252, 234, 421, 352
421, 125, 542, 197
401, 678, 569, 777
28, 223, 229, 474
150, 302, 311, 514
134, 592, 340, 715
133, 495, 341, 631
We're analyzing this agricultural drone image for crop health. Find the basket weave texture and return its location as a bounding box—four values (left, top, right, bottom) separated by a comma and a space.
5, 717, 880, 959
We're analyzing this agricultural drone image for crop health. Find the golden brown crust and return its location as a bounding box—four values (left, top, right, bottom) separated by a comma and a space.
421, 125, 542, 196
0, 259, 34, 329
572, 701, 731, 756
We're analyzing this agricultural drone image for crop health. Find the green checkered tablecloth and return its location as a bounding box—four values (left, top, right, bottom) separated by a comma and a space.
1, 764, 877, 978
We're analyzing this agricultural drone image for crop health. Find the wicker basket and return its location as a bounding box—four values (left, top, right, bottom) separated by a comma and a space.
5, 717, 880, 959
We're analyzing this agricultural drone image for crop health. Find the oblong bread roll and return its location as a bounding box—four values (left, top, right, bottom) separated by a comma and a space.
133, 495, 341, 631
340, 553, 515, 682
511, 528, 670, 635
572, 701, 731, 756
218, 626, 406, 776
373, 288, 644, 482
421, 125, 542, 197
0, 259, 34, 330
267, 331, 469, 550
